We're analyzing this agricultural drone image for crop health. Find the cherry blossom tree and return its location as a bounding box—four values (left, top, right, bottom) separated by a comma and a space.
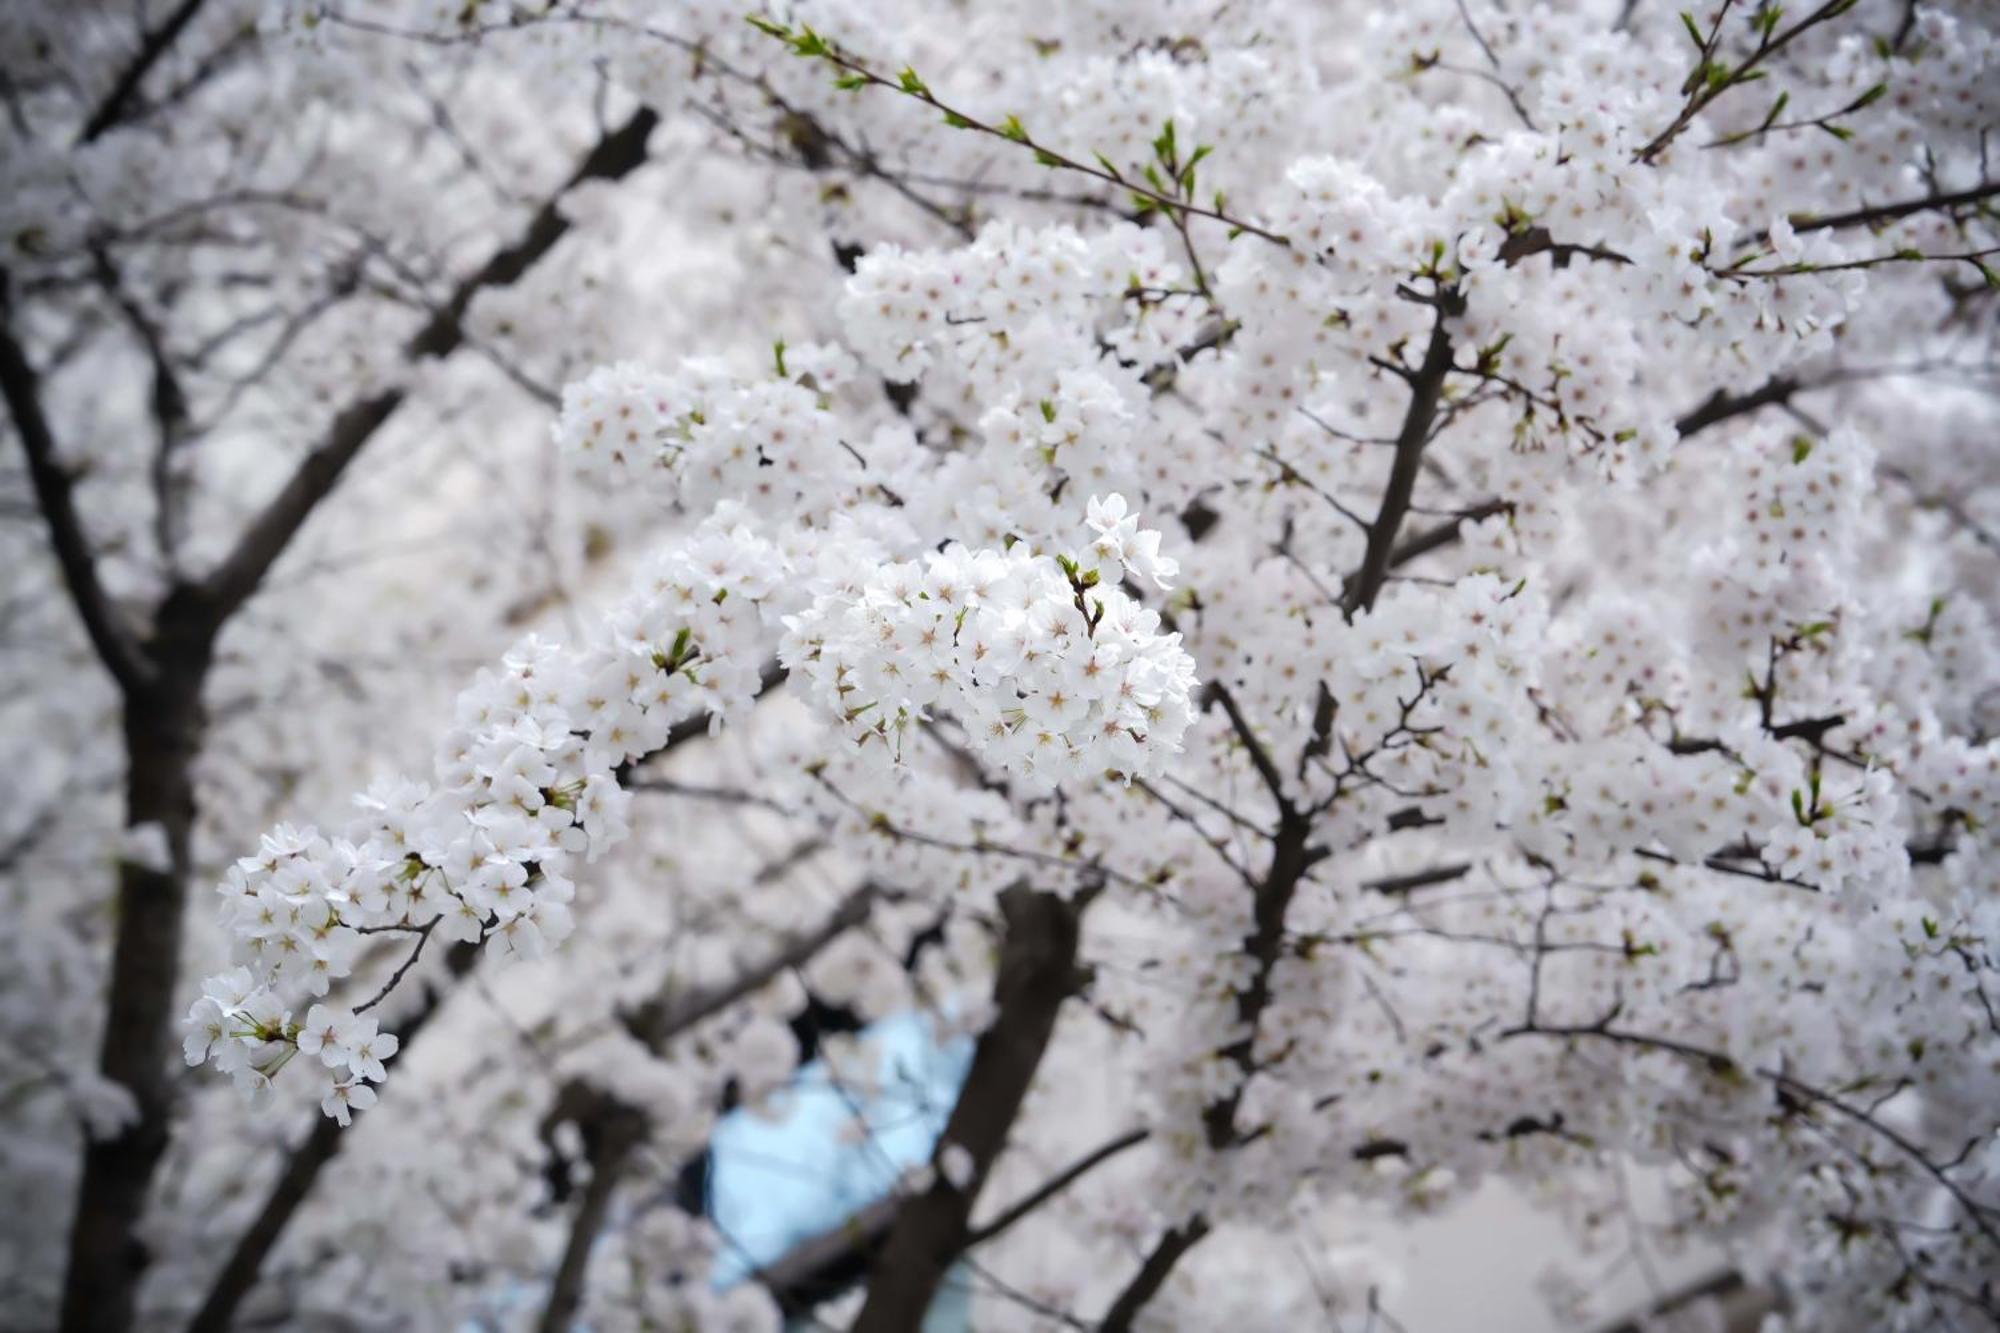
3, 1, 1998, 1331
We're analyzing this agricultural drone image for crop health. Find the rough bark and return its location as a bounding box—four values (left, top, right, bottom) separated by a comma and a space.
60, 626, 210, 1333
847, 886, 1083, 1333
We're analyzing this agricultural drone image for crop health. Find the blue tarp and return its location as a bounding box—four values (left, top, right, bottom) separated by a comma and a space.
708, 1011, 974, 1292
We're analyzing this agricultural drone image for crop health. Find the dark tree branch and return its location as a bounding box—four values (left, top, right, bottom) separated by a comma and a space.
1594, 1271, 1765, 1333
1201, 811, 1319, 1150
79, 0, 208, 144
847, 886, 1085, 1333
1496, 225, 1633, 268
192, 106, 660, 630
1768, 712, 1845, 744
1205, 681, 1293, 813
1634, 0, 1858, 165
0, 271, 155, 692
1097, 1217, 1213, 1332
1385, 499, 1512, 571
623, 883, 878, 1051
1362, 862, 1473, 895
1113, 294, 1466, 1333
1791, 181, 2000, 235
742, 888, 1092, 1321
960, 1127, 1150, 1251
1675, 375, 1803, 438
185, 1117, 338, 1332
536, 1089, 649, 1333
90, 245, 194, 568
1342, 296, 1461, 617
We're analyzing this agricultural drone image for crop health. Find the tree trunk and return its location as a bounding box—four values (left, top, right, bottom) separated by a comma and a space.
60, 648, 206, 1333
849, 887, 1082, 1333
537, 1095, 649, 1333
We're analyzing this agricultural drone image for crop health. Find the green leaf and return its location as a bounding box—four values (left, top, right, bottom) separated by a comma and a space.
1845, 81, 1889, 111
897, 65, 928, 95
1000, 114, 1030, 142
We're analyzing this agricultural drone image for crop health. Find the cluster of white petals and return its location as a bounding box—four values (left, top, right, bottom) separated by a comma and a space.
185, 517, 791, 1113
7, 0, 2000, 1330
781, 496, 1196, 785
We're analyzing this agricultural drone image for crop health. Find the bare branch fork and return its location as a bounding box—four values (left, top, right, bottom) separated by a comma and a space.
192, 104, 661, 631
0, 273, 156, 693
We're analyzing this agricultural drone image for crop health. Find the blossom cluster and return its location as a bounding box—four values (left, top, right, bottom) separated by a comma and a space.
781, 495, 1197, 786
184, 518, 792, 1117
72, 1, 1998, 1329
184, 972, 400, 1125
553, 343, 869, 519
